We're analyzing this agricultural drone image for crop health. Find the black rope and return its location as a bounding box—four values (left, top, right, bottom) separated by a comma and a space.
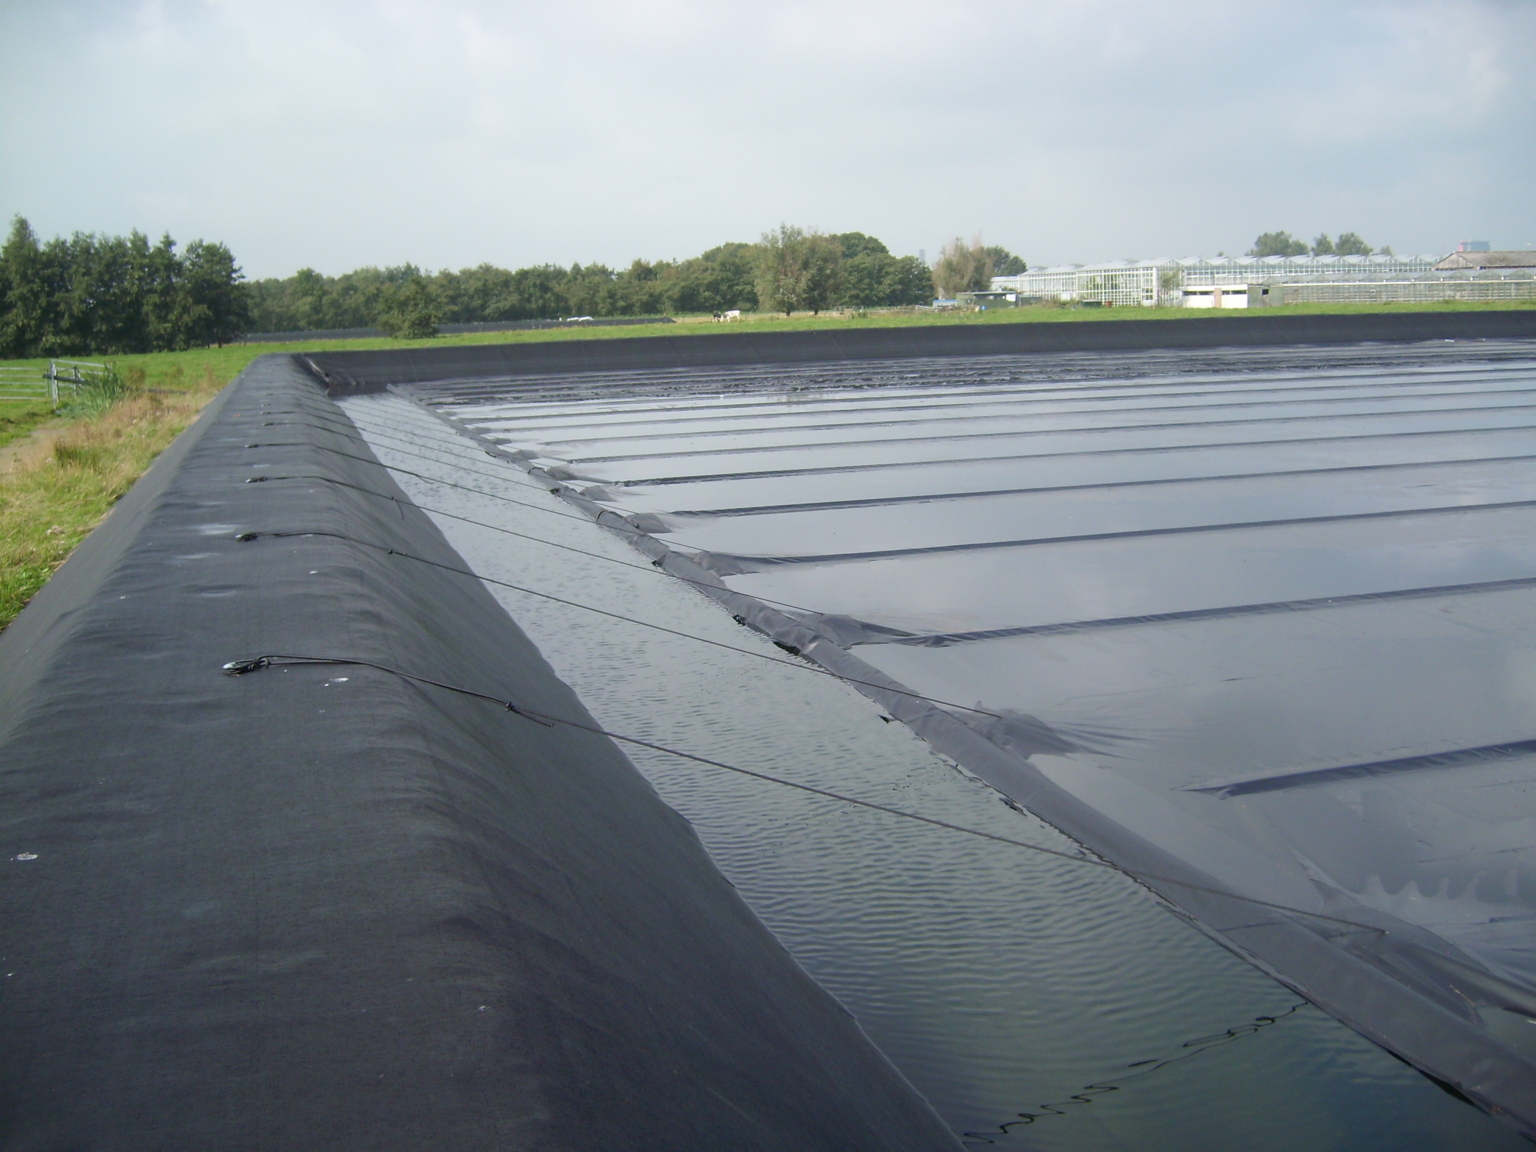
239, 425, 1031, 720
960, 1002, 1310, 1143
249, 450, 628, 529
241, 468, 871, 627
233, 528, 1001, 719
245, 436, 728, 550
221, 654, 553, 725
261, 414, 548, 477
221, 652, 1386, 935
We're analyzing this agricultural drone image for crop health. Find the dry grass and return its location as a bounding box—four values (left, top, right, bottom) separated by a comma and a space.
0, 367, 224, 628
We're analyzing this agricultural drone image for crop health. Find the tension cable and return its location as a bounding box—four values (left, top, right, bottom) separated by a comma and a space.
222, 652, 1385, 936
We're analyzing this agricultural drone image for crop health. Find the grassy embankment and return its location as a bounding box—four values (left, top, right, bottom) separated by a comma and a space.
2, 296, 1532, 630
0, 353, 244, 627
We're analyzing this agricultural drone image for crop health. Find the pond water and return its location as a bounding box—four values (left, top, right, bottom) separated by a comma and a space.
344, 341, 1536, 1149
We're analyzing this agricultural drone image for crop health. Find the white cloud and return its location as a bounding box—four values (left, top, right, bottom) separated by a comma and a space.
2, 0, 1531, 277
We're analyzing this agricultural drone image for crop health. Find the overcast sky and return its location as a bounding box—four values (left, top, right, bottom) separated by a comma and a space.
2, 0, 1532, 280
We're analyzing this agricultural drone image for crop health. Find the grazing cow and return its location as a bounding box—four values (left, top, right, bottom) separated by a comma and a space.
723, 309, 741, 321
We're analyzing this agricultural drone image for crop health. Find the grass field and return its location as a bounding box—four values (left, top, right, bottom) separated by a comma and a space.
1, 296, 1532, 631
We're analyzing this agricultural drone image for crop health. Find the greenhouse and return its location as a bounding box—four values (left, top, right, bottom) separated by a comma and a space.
992, 253, 1536, 308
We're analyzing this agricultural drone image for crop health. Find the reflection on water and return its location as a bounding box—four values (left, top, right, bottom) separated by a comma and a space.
345, 356, 1530, 1149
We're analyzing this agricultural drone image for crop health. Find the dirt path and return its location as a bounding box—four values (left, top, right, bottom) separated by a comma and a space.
0, 422, 69, 474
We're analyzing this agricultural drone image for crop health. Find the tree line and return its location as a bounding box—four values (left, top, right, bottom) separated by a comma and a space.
248, 228, 980, 335
0, 216, 1032, 354
0, 216, 250, 357
1248, 231, 1392, 258
250, 242, 764, 336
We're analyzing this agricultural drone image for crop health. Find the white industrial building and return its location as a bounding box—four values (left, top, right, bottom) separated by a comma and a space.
990, 252, 1536, 308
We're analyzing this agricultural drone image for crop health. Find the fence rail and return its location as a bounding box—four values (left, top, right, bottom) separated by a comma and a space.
0, 360, 113, 405
0, 368, 44, 403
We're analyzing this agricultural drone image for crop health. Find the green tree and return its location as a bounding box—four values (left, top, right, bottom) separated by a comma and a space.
1249, 231, 1309, 257
834, 232, 890, 309
698, 243, 759, 311
1311, 234, 1336, 256
230, 226, 955, 336
376, 273, 440, 338
562, 263, 615, 318
179, 240, 250, 346
0, 217, 53, 357
1333, 231, 1373, 257
140, 233, 185, 351
753, 227, 805, 315
246, 266, 332, 332
834, 232, 890, 261
433, 263, 516, 323
56, 231, 153, 354
983, 245, 1027, 276
932, 237, 992, 298
753, 225, 843, 316
602, 258, 673, 316
800, 232, 844, 314
291, 267, 331, 328
511, 264, 572, 320
881, 255, 935, 306
839, 252, 891, 308
829, 233, 938, 308
329, 268, 389, 328
665, 243, 759, 313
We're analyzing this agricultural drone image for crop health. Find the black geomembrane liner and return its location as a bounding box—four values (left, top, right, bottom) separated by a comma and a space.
0, 356, 959, 1151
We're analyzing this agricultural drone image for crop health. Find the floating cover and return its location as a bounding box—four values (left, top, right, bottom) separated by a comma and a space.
306, 310, 1536, 1139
